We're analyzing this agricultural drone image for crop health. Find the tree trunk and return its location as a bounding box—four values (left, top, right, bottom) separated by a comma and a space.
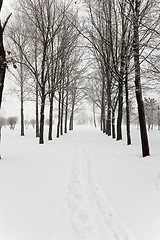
158, 106, 160, 130
39, 88, 46, 144
69, 92, 75, 131
116, 82, 123, 140
34, 29, 39, 138
112, 110, 116, 139
69, 101, 75, 131
93, 101, 97, 127
116, 11, 126, 141
0, 7, 7, 160
60, 89, 64, 135
100, 114, 103, 131
48, 93, 54, 140
20, 52, 24, 136
125, 63, 131, 145
69, 112, 74, 131
64, 90, 69, 133
106, 74, 111, 135
21, 92, 24, 136
101, 77, 106, 133
48, 35, 57, 140
106, 2, 112, 136
0, 21, 6, 109
57, 90, 61, 138
132, 0, 150, 157
36, 82, 39, 137
106, 101, 111, 135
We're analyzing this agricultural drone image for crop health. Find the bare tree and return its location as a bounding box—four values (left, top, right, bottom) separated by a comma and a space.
0, 1, 12, 159
8, 23, 31, 136
0, 1, 11, 108
131, 0, 151, 156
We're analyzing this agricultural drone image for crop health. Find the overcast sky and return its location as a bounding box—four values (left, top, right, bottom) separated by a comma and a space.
1, 0, 12, 19
0, 1, 21, 118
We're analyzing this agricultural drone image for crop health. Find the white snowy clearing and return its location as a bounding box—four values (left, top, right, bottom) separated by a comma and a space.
0, 125, 160, 240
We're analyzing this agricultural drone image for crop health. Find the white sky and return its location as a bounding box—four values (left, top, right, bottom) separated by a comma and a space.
1, 0, 12, 17
0, 0, 85, 119
0, 1, 18, 118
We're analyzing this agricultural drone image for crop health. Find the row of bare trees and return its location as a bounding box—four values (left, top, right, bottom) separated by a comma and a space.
5, 0, 85, 144
81, 0, 160, 157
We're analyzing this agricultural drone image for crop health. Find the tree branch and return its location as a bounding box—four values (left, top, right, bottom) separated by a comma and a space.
2, 13, 12, 33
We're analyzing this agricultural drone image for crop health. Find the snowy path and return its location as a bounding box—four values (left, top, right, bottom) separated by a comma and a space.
68, 144, 139, 240
0, 126, 160, 240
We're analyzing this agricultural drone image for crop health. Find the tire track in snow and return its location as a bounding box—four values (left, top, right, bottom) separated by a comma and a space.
68, 145, 140, 240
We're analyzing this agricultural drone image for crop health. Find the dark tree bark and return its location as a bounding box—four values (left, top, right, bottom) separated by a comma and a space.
36, 81, 39, 138
0, 2, 11, 159
39, 41, 48, 144
111, 92, 119, 139
0, 11, 12, 108
112, 110, 116, 139
0, 21, 6, 109
48, 65, 56, 141
106, 0, 112, 136
106, 83, 111, 135
64, 89, 69, 133
93, 101, 97, 127
116, 2, 126, 141
39, 87, 46, 144
105, 62, 111, 136
48, 38, 57, 141
158, 106, 160, 130
60, 87, 64, 135
0, 0, 2, 12
34, 30, 40, 138
101, 77, 106, 133
69, 111, 74, 131
57, 89, 61, 138
20, 52, 24, 136
116, 82, 123, 140
132, 0, 150, 157
20, 88, 24, 136
48, 93, 54, 140
69, 100, 75, 131
125, 62, 131, 145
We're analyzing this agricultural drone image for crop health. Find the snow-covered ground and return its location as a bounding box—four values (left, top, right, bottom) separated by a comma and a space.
0, 125, 160, 240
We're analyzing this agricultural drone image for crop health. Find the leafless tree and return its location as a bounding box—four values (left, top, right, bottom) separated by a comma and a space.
0, 0, 12, 159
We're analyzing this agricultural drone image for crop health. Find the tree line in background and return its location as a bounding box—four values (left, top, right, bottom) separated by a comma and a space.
80, 0, 160, 157
0, 0, 160, 158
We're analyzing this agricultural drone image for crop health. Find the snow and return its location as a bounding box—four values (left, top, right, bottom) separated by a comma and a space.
0, 125, 160, 240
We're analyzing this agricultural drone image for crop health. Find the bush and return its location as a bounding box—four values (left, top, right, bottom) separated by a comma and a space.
0, 117, 6, 128
30, 119, 36, 129
7, 117, 18, 130
24, 120, 29, 129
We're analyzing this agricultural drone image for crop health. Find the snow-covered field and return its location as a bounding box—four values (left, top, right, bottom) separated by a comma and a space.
0, 125, 160, 240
